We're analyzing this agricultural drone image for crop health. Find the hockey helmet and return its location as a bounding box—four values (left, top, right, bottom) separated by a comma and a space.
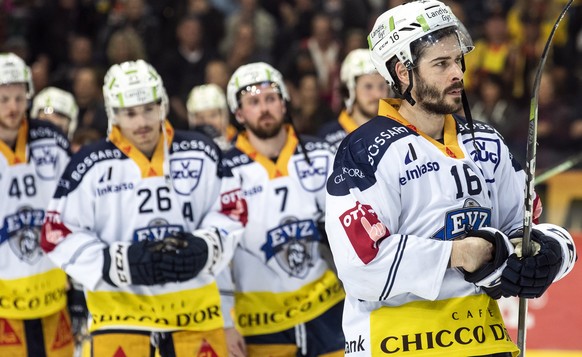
103, 60, 168, 129
340, 48, 380, 111
0, 52, 34, 98
368, 0, 473, 90
186, 84, 227, 113
32, 86, 79, 135
226, 62, 289, 113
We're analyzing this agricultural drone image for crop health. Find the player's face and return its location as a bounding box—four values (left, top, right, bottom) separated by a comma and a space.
114, 102, 162, 156
413, 35, 464, 114
353, 73, 389, 119
0, 84, 28, 132
188, 108, 226, 135
236, 84, 286, 139
38, 111, 71, 135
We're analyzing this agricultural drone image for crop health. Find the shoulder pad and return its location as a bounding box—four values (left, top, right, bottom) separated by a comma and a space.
171, 130, 221, 163
28, 119, 71, 153
53, 139, 124, 197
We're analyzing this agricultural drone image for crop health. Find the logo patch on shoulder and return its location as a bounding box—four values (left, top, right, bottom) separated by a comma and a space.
170, 157, 203, 195
294, 156, 329, 192
339, 202, 389, 264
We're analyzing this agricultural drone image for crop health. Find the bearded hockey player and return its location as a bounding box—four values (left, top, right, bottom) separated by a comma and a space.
325, 1, 577, 356
0, 53, 74, 356
219, 62, 345, 356
31, 87, 79, 140
318, 48, 389, 151
40, 59, 240, 356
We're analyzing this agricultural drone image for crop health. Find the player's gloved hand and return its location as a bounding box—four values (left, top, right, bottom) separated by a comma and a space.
102, 239, 166, 286
462, 227, 514, 299
500, 224, 576, 298
156, 231, 210, 283
67, 283, 88, 339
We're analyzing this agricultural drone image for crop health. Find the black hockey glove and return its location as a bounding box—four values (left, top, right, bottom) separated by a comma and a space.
500, 228, 563, 299
102, 240, 166, 286
462, 228, 514, 300
67, 283, 88, 339
157, 231, 210, 283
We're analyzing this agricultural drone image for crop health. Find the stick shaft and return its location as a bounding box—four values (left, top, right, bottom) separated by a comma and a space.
517, 2, 574, 355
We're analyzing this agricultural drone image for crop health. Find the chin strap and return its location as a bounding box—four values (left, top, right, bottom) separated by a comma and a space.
459, 56, 479, 152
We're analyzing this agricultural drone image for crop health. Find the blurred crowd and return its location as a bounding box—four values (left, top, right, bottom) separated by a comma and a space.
1, 0, 581, 169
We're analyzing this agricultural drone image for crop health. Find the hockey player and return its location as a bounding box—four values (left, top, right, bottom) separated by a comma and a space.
0, 53, 74, 356
31, 87, 79, 140
318, 48, 389, 151
186, 83, 238, 151
325, 1, 577, 356
40, 60, 240, 356
221, 62, 345, 356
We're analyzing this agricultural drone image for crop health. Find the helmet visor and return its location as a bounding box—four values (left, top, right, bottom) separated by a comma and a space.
409, 25, 473, 67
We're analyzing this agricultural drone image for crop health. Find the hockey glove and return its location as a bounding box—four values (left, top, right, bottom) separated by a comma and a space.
67, 284, 88, 340
501, 224, 577, 299
156, 231, 210, 283
463, 227, 514, 299
102, 240, 165, 287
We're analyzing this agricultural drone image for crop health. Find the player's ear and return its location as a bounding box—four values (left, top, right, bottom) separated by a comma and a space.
234, 109, 245, 125
395, 62, 409, 88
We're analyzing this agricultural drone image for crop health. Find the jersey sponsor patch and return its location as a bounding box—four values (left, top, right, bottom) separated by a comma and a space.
339, 201, 390, 264
41, 211, 72, 252
51, 310, 73, 350
0, 319, 21, 346
219, 189, 248, 226
432, 199, 492, 240
170, 157, 203, 195
261, 218, 320, 278
466, 137, 502, 175
197, 339, 219, 357
30, 143, 61, 180
294, 155, 329, 192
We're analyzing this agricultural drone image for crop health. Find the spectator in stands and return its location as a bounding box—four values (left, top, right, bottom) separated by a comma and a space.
291, 72, 335, 136
72, 66, 107, 137
221, 0, 276, 56
159, 15, 218, 129
205, 59, 231, 92
105, 27, 147, 66
51, 34, 95, 91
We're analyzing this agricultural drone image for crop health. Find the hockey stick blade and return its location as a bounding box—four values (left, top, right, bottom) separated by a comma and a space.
518, 1, 574, 356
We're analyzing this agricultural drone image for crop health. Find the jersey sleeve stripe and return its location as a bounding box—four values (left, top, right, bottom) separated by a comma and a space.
380, 235, 408, 301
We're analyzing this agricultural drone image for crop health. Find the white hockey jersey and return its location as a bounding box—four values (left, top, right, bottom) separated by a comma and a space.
41, 122, 239, 333
326, 99, 521, 356
219, 126, 345, 336
0, 119, 70, 319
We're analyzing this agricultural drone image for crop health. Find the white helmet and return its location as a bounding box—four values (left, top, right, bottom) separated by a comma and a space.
368, 0, 473, 91
226, 62, 289, 113
103, 59, 168, 130
186, 84, 227, 113
0, 52, 34, 98
32, 87, 79, 136
340, 48, 379, 111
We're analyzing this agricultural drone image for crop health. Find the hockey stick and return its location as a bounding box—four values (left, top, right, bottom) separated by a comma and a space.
518, 1, 574, 355
534, 151, 582, 185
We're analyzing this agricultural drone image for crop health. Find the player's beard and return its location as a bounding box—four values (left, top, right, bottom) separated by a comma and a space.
353, 100, 377, 121
415, 75, 463, 115
246, 114, 284, 139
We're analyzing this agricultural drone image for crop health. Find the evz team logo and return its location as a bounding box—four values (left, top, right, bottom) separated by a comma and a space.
432, 199, 491, 240
169, 157, 203, 195
294, 156, 328, 192
1, 206, 45, 264
261, 217, 320, 278
30, 144, 59, 180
